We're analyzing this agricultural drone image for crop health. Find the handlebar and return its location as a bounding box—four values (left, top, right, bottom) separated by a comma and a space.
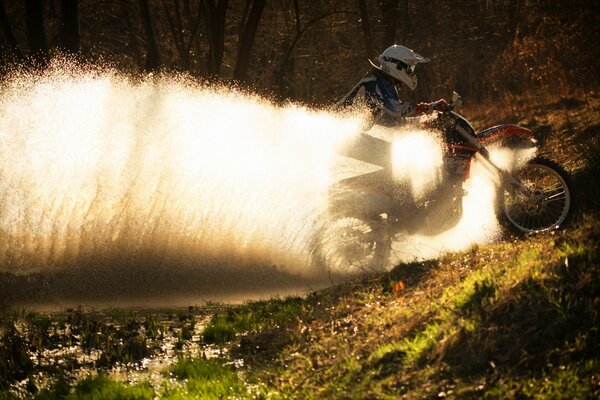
450, 91, 463, 108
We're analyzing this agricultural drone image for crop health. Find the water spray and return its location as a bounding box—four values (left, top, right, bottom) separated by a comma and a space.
0, 61, 519, 307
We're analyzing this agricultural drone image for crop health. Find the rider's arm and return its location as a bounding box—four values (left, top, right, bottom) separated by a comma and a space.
375, 78, 449, 118
336, 72, 378, 109
385, 98, 449, 118
382, 97, 420, 118
372, 78, 415, 118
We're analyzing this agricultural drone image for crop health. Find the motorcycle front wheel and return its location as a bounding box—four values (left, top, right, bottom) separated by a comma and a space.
311, 215, 390, 278
499, 157, 573, 233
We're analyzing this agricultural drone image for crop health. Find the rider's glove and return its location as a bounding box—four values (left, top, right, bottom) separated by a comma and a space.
431, 99, 449, 111
414, 99, 450, 116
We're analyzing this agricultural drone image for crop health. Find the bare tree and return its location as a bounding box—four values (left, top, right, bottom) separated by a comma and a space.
203, 0, 228, 76
119, 2, 144, 69
402, 0, 408, 44
233, 0, 266, 82
274, 3, 354, 98
0, 0, 23, 61
162, 0, 203, 70
60, 0, 80, 54
25, 0, 48, 64
139, 0, 161, 71
358, 0, 374, 61
379, 0, 398, 47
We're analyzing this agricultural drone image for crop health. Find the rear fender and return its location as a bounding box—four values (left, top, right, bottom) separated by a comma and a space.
477, 124, 537, 149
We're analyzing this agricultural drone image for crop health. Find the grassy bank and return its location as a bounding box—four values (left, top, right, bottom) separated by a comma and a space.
233, 213, 599, 399
1, 95, 599, 399
3, 212, 596, 399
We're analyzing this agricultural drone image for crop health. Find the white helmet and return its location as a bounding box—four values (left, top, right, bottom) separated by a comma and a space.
375, 45, 430, 91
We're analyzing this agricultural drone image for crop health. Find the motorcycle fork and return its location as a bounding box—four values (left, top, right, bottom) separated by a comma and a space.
453, 125, 533, 197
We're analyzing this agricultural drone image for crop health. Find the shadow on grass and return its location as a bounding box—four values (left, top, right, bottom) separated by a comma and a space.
571, 135, 600, 212
438, 237, 599, 380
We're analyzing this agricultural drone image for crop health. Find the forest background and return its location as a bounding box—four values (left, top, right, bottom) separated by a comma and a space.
1, 3, 599, 398
1, 0, 598, 108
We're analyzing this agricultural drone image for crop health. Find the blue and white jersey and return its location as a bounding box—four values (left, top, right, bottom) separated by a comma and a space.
337, 68, 417, 119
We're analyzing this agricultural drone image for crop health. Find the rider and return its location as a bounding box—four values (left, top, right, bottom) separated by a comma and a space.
338, 44, 449, 124
336, 45, 449, 168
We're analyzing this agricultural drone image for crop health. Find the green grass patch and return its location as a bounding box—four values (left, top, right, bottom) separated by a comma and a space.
1, 212, 598, 400
71, 375, 154, 400
202, 296, 304, 345
480, 359, 600, 399
28, 374, 154, 400
166, 357, 268, 400
201, 314, 236, 345
254, 212, 600, 398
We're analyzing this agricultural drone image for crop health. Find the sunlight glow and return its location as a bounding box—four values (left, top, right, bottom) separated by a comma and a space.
0, 63, 360, 277
0, 60, 531, 292
391, 130, 444, 199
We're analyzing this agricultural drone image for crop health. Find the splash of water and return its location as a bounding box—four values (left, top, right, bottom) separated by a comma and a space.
0, 61, 530, 307
0, 62, 368, 306
386, 129, 536, 263
391, 128, 444, 200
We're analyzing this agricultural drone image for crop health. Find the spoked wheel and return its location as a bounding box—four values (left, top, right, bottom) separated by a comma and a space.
500, 157, 573, 233
312, 215, 390, 277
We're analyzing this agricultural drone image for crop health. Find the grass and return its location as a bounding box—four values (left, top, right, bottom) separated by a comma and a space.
165, 357, 267, 399
69, 375, 154, 400
202, 296, 305, 346
246, 214, 599, 399
189, 204, 597, 399
482, 359, 599, 400
1, 95, 599, 398
0, 374, 153, 400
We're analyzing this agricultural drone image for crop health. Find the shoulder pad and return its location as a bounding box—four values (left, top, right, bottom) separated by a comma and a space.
360, 75, 377, 83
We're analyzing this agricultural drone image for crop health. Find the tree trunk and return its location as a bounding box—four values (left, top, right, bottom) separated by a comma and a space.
60, 0, 80, 54
184, 0, 204, 73
379, 0, 399, 47
139, 0, 161, 71
203, 0, 228, 77
275, 8, 350, 98
25, 0, 48, 64
275, 0, 301, 98
358, 0, 374, 61
162, 0, 203, 70
402, 0, 409, 44
162, 0, 186, 66
233, 0, 266, 82
0, 0, 23, 61
119, 2, 143, 70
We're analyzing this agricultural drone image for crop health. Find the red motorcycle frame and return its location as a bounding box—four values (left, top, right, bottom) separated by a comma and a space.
312, 93, 573, 276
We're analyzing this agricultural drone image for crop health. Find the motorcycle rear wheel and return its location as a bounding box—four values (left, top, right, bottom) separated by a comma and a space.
312, 215, 390, 278
499, 157, 573, 233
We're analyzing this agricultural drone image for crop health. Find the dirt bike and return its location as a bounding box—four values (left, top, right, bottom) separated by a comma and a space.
312, 92, 573, 276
